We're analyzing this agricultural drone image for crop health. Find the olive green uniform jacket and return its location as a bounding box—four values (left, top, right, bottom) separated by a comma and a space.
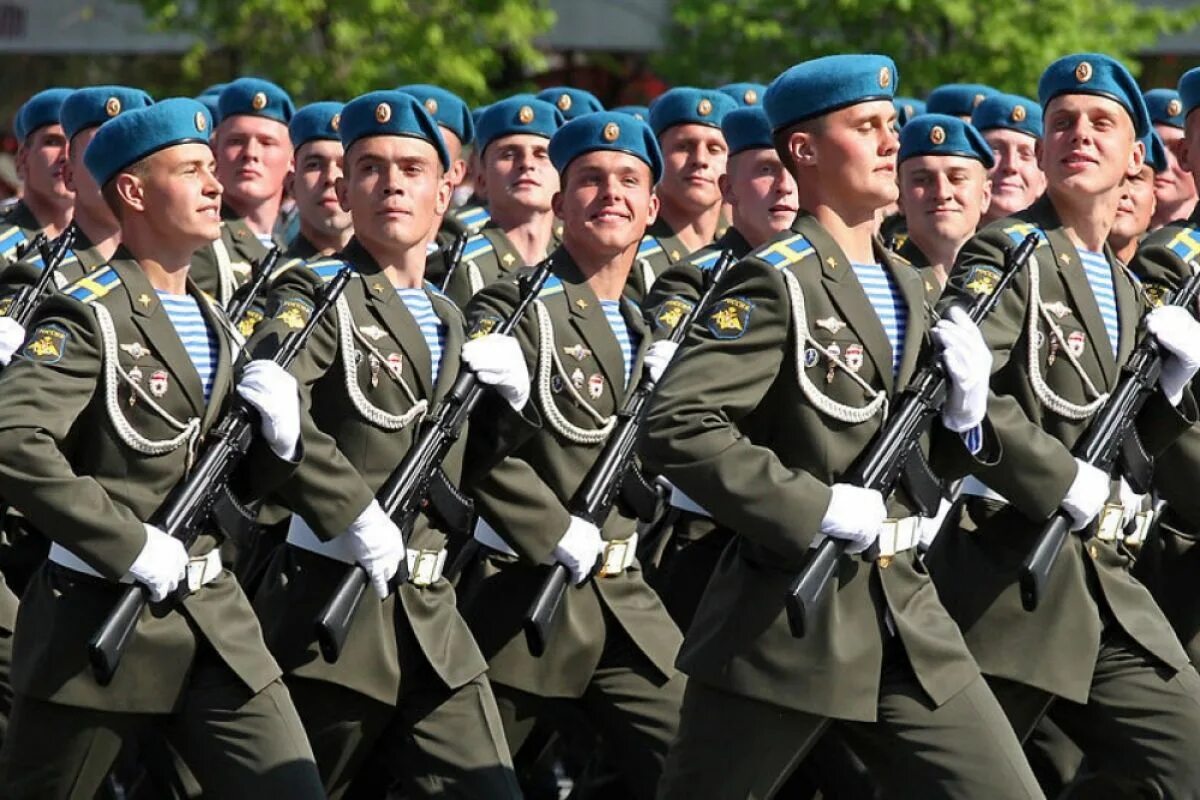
190, 206, 272, 307
0, 251, 297, 713
927, 197, 1196, 704
457, 250, 683, 698
248, 239, 487, 705
642, 213, 984, 722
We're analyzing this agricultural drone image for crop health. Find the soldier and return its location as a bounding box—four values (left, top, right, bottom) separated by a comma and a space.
536, 86, 604, 122
457, 111, 686, 799
0, 97, 323, 799
443, 96, 563, 307
642, 104, 799, 628
927, 54, 1200, 796
895, 114, 994, 300
247, 91, 523, 799
1144, 88, 1198, 230
644, 54, 1043, 799
927, 82, 997, 122
283, 102, 351, 261
973, 93, 1046, 226
630, 88, 737, 303
191, 78, 295, 306
0, 88, 74, 263
1109, 130, 1167, 265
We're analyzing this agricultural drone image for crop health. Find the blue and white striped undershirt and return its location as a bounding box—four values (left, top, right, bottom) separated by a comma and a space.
396, 288, 446, 384
851, 262, 907, 377
601, 300, 638, 388
156, 291, 217, 401
1077, 247, 1119, 357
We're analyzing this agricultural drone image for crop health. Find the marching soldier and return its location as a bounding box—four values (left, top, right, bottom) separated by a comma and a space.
191, 78, 295, 306
973, 93, 1046, 227
894, 114, 994, 301
457, 111, 686, 799
1145, 87, 1197, 230
927, 82, 997, 122
628, 88, 737, 303
928, 54, 1200, 796
0, 97, 323, 799
642, 103, 799, 629
0, 88, 75, 264
247, 91, 522, 799
1109, 130, 1168, 265
443, 95, 563, 307
644, 54, 1043, 799
282, 102, 352, 262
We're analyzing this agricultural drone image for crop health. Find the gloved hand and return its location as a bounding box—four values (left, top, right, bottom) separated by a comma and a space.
1117, 478, 1145, 528
128, 524, 189, 602
237, 360, 300, 459
818, 484, 886, 554
1145, 305, 1200, 406
934, 306, 993, 432
345, 499, 406, 598
644, 340, 680, 383
552, 516, 604, 585
462, 334, 530, 411
0, 317, 25, 366
1061, 459, 1109, 531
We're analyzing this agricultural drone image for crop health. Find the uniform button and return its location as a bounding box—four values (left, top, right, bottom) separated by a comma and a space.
1089, 544, 1099, 559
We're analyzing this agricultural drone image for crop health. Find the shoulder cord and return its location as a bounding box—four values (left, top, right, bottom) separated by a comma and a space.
335, 293, 427, 431
211, 237, 236, 308
780, 268, 888, 425
1025, 251, 1108, 420
93, 303, 201, 462
533, 298, 616, 445
638, 258, 657, 296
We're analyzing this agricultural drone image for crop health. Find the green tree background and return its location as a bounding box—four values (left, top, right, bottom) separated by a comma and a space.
653, 0, 1200, 97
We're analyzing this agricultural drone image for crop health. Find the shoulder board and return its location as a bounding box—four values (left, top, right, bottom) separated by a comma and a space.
455, 206, 491, 231
65, 266, 121, 304
463, 233, 495, 261
637, 236, 664, 259
1001, 222, 1047, 248
1164, 224, 1200, 265
0, 225, 27, 259
536, 275, 565, 298
754, 233, 815, 270
691, 249, 723, 271
306, 258, 348, 282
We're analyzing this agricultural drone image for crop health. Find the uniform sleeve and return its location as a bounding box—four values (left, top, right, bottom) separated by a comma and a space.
0, 297, 147, 578
641, 259, 836, 559
246, 268, 376, 539
461, 279, 570, 564
641, 261, 706, 342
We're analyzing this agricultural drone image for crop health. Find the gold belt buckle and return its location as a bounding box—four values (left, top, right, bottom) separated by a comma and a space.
1096, 503, 1125, 542
598, 539, 629, 578
185, 555, 210, 594
410, 550, 441, 586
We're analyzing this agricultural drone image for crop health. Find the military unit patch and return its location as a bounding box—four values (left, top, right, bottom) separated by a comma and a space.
1143, 283, 1170, 309
964, 265, 1002, 297
654, 298, 693, 332
23, 324, 68, 363
274, 297, 313, 330
238, 309, 264, 339
468, 314, 502, 340
707, 296, 753, 339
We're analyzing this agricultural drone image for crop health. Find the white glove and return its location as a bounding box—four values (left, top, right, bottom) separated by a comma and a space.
237, 360, 300, 460
345, 500, 406, 598
1145, 306, 1200, 406
0, 317, 24, 366
644, 340, 680, 383
1061, 459, 1110, 531
819, 484, 886, 554
1117, 478, 1144, 528
552, 516, 604, 585
934, 306, 993, 432
462, 334, 530, 411
128, 524, 189, 602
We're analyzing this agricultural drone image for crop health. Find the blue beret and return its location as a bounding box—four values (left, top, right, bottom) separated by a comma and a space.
649, 87, 737, 137
971, 92, 1042, 140
764, 55, 897, 131
894, 97, 926, 128
1145, 88, 1185, 129
926, 84, 996, 117
721, 107, 773, 156
16, 88, 73, 141
613, 105, 650, 123
60, 86, 154, 142
1143, 129, 1168, 173
1180, 68, 1200, 123
899, 114, 994, 169
718, 83, 767, 108
195, 94, 221, 128
549, 111, 663, 183
85, 98, 213, 187
396, 84, 474, 147
536, 87, 604, 121
475, 96, 563, 155
289, 102, 344, 150
339, 90, 450, 170
1038, 53, 1150, 138
199, 83, 228, 98
218, 77, 294, 126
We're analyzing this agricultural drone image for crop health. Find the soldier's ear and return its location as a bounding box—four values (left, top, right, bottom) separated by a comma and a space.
646, 189, 660, 226
335, 174, 349, 213
1129, 137, 1146, 178
551, 189, 563, 219
449, 159, 468, 188
1034, 138, 1046, 173
434, 169, 452, 217
788, 130, 817, 168
63, 159, 77, 194
718, 171, 733, 206
979, 167, 993, 217
113, 171, 146, 213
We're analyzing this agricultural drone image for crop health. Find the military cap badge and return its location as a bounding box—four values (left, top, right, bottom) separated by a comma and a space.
252, 91, 268, 111
105, 97, 122, 117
